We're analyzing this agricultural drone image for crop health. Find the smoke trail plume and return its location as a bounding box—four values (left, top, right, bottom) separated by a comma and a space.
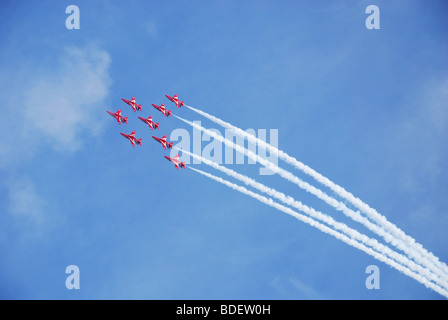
183, 106, 448, 280
181, 148, 448, 290
189, 166, 448, 298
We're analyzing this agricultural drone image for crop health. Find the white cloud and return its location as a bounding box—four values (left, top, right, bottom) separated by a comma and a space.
0, 45, 112, 167
7, 176, 45, 221
23, 46, 112, 151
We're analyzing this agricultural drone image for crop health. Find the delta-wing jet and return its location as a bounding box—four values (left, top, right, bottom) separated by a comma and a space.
152, 103, 171, 117
107, 109, 128, 125
122, 97, 142, 112
164, 154, 186, 170
121, 130, 142, 147
138, 115, 159, 130
152, 135, 173, 150
165, 94, 184, 108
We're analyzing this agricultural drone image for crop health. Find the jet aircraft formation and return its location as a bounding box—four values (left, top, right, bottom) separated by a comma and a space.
106, 94, 186, 170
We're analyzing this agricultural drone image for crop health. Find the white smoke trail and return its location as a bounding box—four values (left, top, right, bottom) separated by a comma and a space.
189, 166, 448, 298
181, 148, 448, 290
174, 114, 448, 284
184, 106, 448, 279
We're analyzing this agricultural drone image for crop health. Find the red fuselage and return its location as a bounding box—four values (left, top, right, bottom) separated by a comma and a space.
152, 135, 173, 150
164, 155, 186, 170
138, 116, 159, 130
165, 94, 184, 108
107, 110, 127, 124
122, 97, 142, 112
121, 131, 142, 147
152, 103, 171, 117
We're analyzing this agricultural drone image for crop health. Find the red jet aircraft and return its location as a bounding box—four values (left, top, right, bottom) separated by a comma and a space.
138, 115, 159, 130
121, 130, 142, 147
152, 103, 172, 117
152, 135, 173, 150
164, 154, 186, 170
106, 109, 128, 125
165, 94, 184, 108
122, 97, 142, 112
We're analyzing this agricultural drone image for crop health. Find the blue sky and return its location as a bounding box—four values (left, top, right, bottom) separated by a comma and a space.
0, 0, 447, 299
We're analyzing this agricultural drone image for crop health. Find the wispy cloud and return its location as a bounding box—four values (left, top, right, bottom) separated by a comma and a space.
22, 46, 112, 151
7, 176, 44, 221
0, 45, 112, 229
288, 276, 324, 299
0, 45, 112, 168
3, 175, 50, 238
